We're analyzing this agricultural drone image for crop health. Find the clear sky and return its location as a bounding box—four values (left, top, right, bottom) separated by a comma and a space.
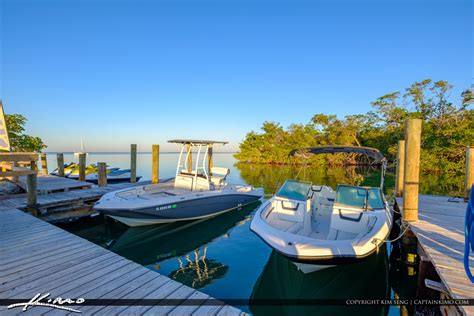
1, 0, 472, 152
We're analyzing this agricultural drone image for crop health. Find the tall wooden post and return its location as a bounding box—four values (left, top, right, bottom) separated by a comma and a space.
78, 153, 86, 182
40, 153, 48, 175
152, 144, 159, 184
130, 144, 137, 183
27, 160, 38, 216
465, 146, 474, 202
395, 140, 405, 197
97, 162, 107, 187
12, 161, 19, 182
186, 144, 193, 173
208, 145, 213, 176
403, 119, 422, 222
57, 153, 65, 177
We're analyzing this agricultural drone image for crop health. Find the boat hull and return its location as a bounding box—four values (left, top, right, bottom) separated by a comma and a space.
96, 192, 262, 227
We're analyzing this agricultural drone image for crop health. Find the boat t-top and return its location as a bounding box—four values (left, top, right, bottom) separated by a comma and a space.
250, 146, 394, 273
95, 139, 263, 226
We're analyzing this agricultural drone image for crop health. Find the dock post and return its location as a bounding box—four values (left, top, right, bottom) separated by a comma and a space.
402, 119, 422, 222
152, 144, 159, 184
12, 161, 19, 182
27, 160, 38, 216
465, 146, 474, 202
40, 153, 48, 175
187, 144, 193, 172
208, 145, 213, 176
57, 153, 65, 177
98, 162, 107, 187
78, 153, 86, 182
395, 140, 405, 197
131, 144, 137, 183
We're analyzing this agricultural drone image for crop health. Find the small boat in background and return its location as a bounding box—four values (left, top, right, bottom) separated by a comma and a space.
250, 146, 393, 273
50, 162, 78, 176
67, 164, 100, 179
85, 168, 142, 184
74, 138, 88, 157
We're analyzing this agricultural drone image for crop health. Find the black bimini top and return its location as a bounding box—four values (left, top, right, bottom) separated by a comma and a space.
168, 139, 228, 145
289, 146, 386, 163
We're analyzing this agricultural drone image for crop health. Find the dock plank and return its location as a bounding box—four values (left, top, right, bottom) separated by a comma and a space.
397, 195, 474, 316
0, 208, 244, 315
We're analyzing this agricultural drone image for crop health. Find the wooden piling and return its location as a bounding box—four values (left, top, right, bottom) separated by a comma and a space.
208, 145, 213, 175
98, 162, 107, 187
78, 153, 86, 182
27, 160, 38, 216
152, 144, 159, 184
395, 140, 405, 197
465, 146, 474, 202
40, 153, 48, 175
186, 144, 193, 173
131, 144, 137, 183
402, 119, 422, 222
57, 153, 65, 177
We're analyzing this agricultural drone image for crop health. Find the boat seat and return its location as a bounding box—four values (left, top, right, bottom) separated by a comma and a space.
210, 167, 230, 188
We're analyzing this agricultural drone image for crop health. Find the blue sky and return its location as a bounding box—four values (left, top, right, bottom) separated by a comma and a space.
1, 0, 472, 152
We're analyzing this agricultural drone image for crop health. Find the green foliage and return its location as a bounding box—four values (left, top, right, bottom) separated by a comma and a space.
5, 114, 46, 152
235, 79, 473, 175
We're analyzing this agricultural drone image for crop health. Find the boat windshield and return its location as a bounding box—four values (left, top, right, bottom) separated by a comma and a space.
367, 188, 384, 209
335, 185, 385, 210
276, 180, 312, 201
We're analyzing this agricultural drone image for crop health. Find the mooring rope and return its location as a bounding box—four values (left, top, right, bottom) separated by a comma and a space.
371, 222, 410, 253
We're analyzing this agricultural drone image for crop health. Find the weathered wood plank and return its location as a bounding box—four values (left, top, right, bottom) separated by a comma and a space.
0, 208, 243, 315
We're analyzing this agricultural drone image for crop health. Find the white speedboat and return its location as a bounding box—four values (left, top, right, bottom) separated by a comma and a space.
95, 140, 263, 227
250, 146, 393, 273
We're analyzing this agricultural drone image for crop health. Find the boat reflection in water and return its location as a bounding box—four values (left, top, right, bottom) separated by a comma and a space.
169, 247, 229, 289
250, 247, 390, 316
106, 202, 260, 288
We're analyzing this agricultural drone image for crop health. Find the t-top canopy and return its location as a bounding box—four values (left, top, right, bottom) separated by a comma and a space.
289, 146, 386, 163
168, 139, 228, 145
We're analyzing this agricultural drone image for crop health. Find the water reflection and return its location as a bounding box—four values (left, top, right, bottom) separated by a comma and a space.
169, 247, 229, 289
235, 163, 394, 194
250, 248, 390, 316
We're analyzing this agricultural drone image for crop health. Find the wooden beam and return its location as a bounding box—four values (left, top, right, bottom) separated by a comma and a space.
208, 145, 213, 176
0, 152, 38, 162
395, 140, 405, 197
465, 146, 474, 202
130, 144, 137, 183
98, 162, 107, 187
27, 160, 38, 216
152, 144, 159, 184
78, 153, 86, 182
0, 170, 36, 176
403, 119, 422, 222
57, 153, 65, 177
40, 153, 48, 175
186, 144, 193, 173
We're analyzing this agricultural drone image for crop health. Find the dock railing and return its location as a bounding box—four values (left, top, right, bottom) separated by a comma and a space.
0, 152, 39, 215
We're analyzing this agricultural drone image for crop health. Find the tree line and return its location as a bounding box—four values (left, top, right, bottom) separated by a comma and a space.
234, 79, 473, 174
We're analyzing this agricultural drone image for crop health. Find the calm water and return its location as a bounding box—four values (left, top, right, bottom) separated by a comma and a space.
55, 153, 440, 315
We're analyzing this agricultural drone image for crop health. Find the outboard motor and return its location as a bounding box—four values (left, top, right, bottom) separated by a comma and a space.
465, 185, 474, 283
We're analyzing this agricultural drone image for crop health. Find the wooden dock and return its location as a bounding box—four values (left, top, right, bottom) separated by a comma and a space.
17, 175, 92, 193
397, 194, 474, 316
0, 207, 245, 315
0, 177, 164, 223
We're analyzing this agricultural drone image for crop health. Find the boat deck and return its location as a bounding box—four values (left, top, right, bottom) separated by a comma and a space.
0, 207, 246, 315
396, 194, 474, 316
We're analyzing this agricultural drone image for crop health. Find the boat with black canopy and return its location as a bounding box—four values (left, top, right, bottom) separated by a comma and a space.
250, 146, 393, 273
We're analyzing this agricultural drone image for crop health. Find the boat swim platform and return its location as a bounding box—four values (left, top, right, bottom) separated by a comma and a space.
396, 194, 474, 316
0, 207, 246, 315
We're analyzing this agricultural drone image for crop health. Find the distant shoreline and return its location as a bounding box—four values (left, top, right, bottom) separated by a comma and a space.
44, 152, 237, 155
